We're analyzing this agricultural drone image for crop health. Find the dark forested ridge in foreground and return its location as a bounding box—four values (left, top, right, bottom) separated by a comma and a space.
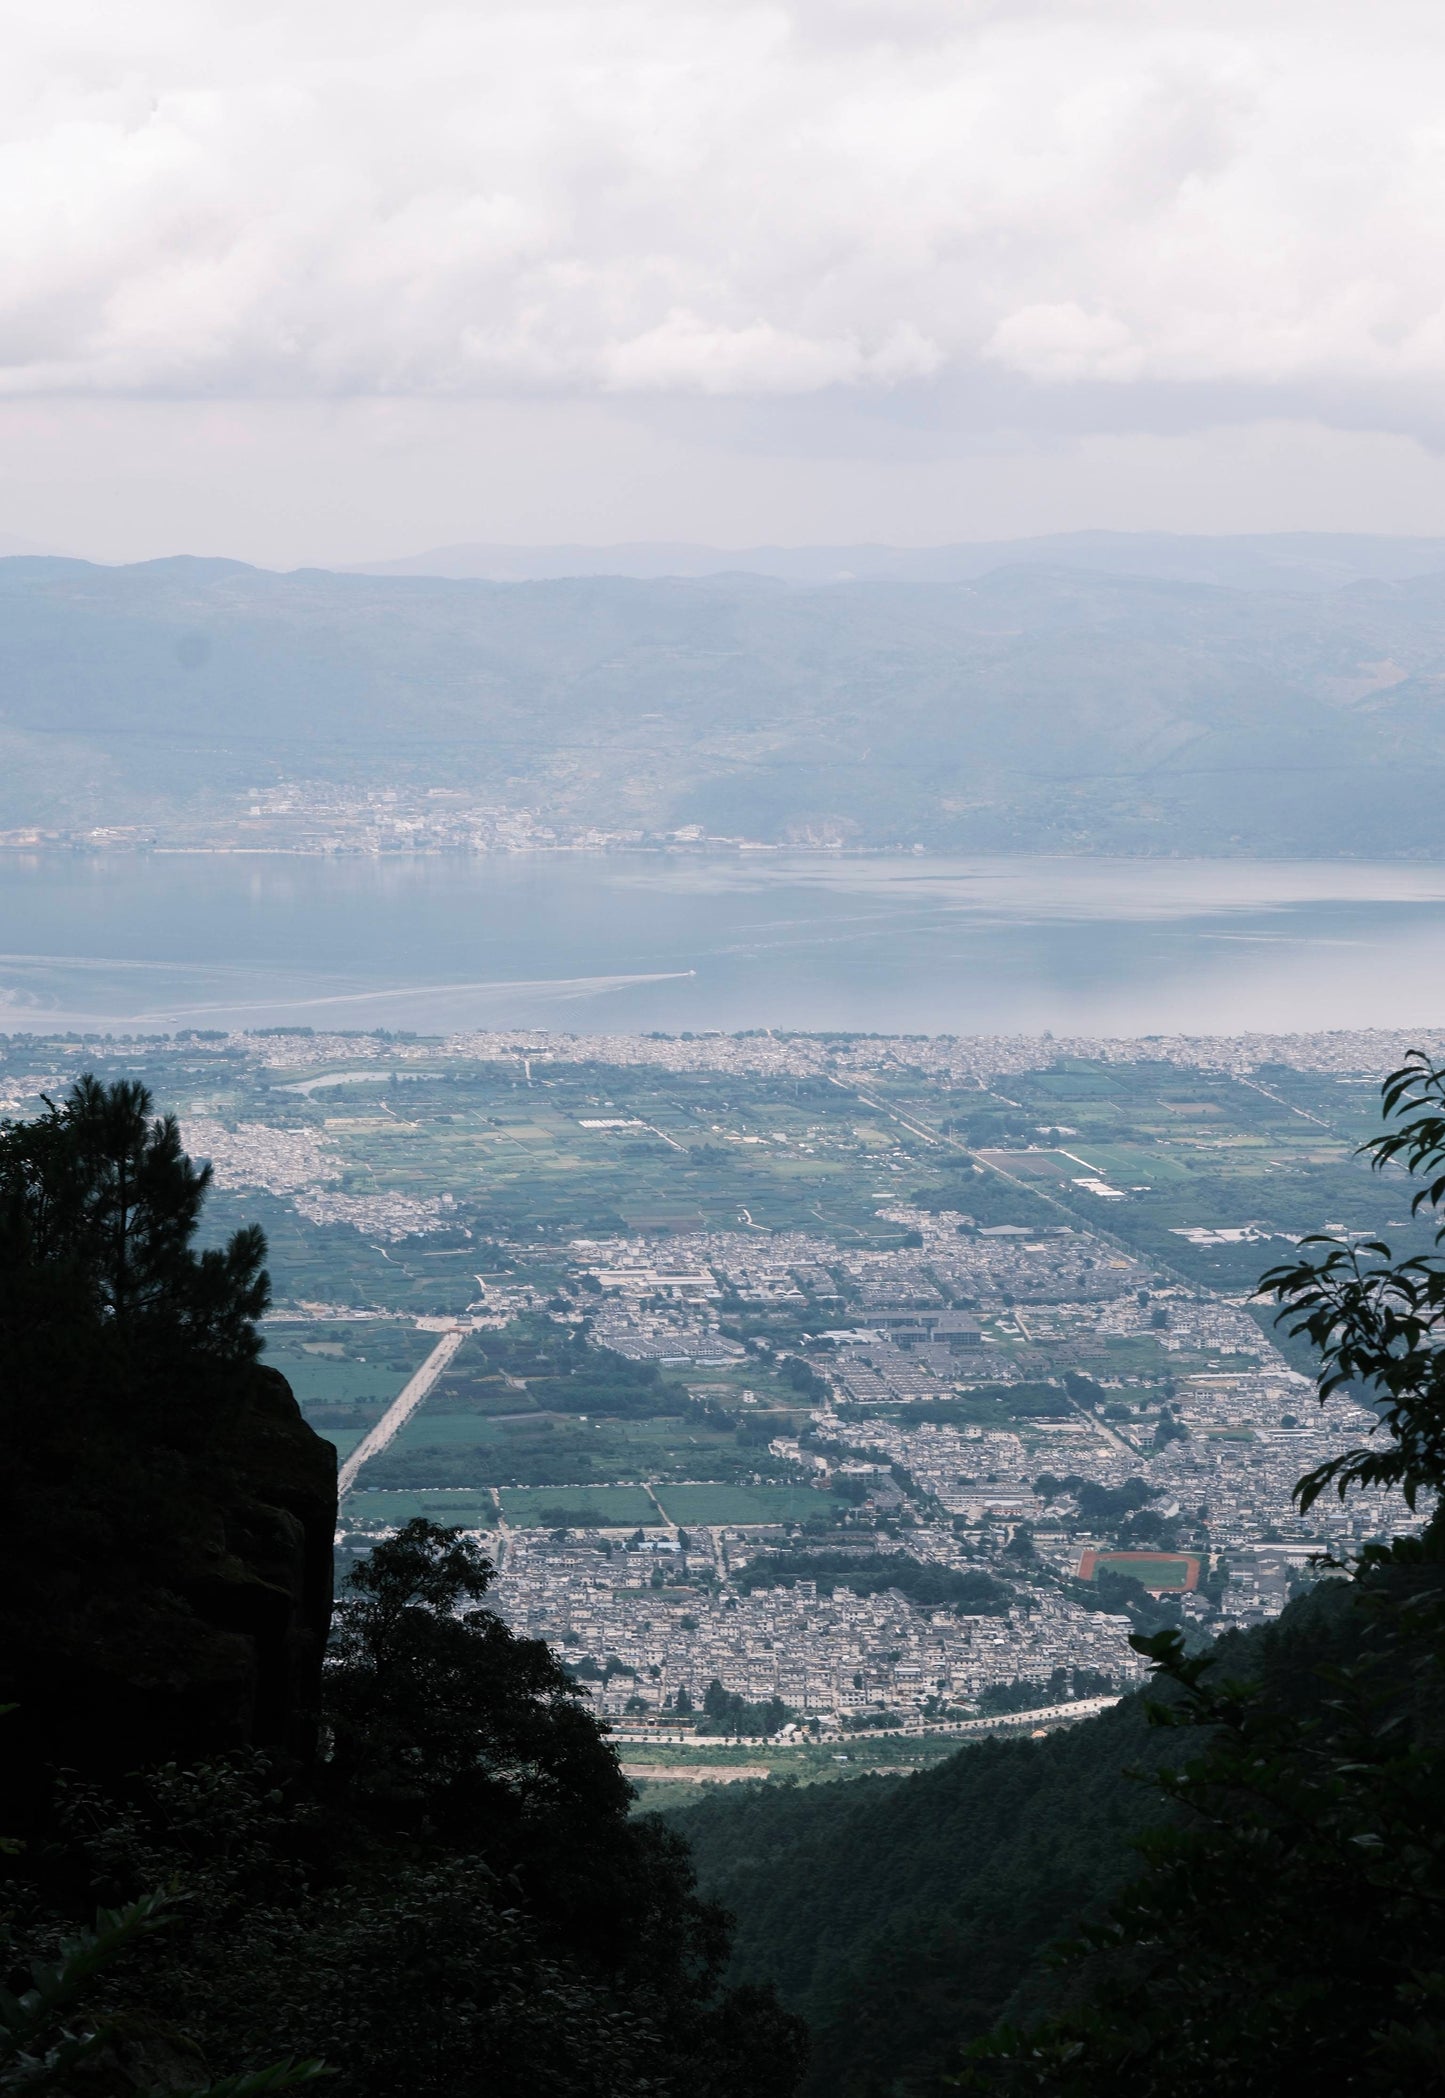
659, 1584, 1361, 2096
17, 545, 1445, 852
662, 1693, 1177, 2093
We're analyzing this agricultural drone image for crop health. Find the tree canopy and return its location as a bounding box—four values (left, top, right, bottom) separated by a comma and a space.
0, 1079, 333, 1782
0, 1072, 268, 1374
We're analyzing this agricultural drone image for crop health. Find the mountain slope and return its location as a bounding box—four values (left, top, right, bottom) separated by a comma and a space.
658, 1582, 1364, 2098
659, 1700, 1172, 2096
6, 555, 1445, 852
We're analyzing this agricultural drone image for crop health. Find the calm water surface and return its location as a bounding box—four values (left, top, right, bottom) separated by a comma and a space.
2, 851, 1444, 1037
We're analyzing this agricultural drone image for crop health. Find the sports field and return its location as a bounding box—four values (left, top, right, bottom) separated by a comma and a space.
1077, 1549, 1201, 1592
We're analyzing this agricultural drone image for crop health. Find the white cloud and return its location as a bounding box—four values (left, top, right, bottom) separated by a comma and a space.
0, 0, 1444, 437
984, 305, 1143, 384
600, 313, 942, 393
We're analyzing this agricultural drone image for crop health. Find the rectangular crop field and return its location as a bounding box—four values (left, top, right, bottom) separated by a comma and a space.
499, 1485, 661, 1528
653, 1483, 831, 1525
343, 1487, 500, 1527
391, 1412, 513, 1448
320, 1427, 368, 1460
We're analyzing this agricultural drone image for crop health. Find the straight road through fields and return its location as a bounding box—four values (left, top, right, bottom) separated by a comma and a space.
337, 1325, 467, 1497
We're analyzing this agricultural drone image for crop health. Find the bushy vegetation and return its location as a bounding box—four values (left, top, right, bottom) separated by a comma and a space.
697, 1682, 796, 1738
881, 1385, 1073, 1425
445, 1313, 693, 1418
736, 1552, 1010, 1615
663, 1693, 1183, 2096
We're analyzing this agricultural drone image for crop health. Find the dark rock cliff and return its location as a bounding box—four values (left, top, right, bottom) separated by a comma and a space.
0, 1363, 337, 1785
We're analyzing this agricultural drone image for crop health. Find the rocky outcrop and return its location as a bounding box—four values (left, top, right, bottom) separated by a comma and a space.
207, 1365, 338, 1760
1, 1365, 337, 1785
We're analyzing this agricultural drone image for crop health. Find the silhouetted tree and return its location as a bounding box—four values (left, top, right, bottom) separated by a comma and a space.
0, 1073, 268, 1369
0, 1077, 331, 1780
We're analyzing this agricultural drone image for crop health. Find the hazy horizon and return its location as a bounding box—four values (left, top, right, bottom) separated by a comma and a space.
16, 527, 1445, 587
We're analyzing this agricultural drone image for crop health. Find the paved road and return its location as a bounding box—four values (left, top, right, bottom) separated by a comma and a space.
611, 1694, 1122, 1748
337, 1326, 467, 1497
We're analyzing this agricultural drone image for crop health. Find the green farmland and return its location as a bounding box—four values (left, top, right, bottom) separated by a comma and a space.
500, 1485, 661, 1528
345, 1487, 500, 1527
653, 1484, 832, 1526
40, 1030, 1424, 1554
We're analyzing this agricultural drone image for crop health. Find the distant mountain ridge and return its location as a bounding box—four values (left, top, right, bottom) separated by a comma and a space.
7, 546, 1445, 854
350, 531, 1445, 592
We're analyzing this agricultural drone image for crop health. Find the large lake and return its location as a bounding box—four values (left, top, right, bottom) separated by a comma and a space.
2, 851, 1445, 1037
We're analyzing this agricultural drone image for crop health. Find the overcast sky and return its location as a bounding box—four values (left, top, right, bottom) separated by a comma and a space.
6, 0, 1445, 565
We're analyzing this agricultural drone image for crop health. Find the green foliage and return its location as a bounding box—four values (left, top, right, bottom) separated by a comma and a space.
976, 1672, 1074, 1715
911, 1177, 1055, 1228
8, 1522, 807, 2098
1072, 1478, 1158, 1529
0, 1893, 172, 2095
735, 1552, 1010, 1615
0, 1078, 331, 1781
843, 1387, 1069, 1428
0, 1889, 325, 2098
960, 1572, 1445, 2097
443, 1315, 690, 1420
778, 1357, 829, 1401
1065, 1567, 1182, 1639
1062, 1371, 1105, 1409
698, 1683, 794, 1739
1261, 1048, 1445, 1512
1032, 1476, 1159, 1530
661, 1698, 1180, 2098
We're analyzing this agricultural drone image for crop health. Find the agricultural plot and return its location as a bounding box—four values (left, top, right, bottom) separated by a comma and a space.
372, 1394, 808, 1494
38, 1034, 1425, 1560
344, 1488, 500, 1527
500, 1485, 660, 1529
879, 1056, 1427, 1296
653, 1484, 833, 1526
261, 1319, 435, 1450
238, 1060, 933, 1256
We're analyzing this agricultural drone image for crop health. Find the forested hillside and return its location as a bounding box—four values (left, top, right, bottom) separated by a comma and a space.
664, 1695, 1173, 2094
12, 552, 1445, 853
663, 1585, 1373, 2096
